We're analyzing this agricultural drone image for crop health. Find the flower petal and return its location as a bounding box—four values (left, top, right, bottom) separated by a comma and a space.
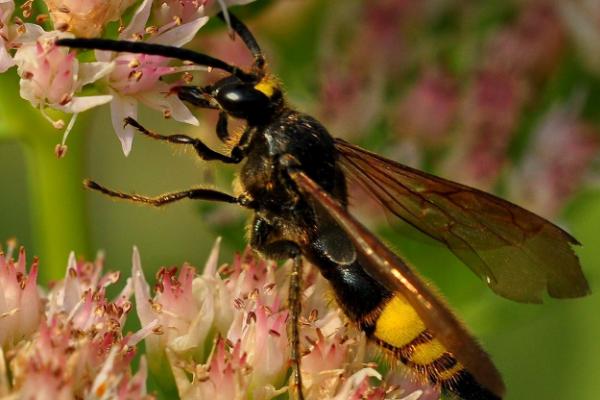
0, 45, 14, 73
77, 61, 114, 87
57, 94, 113, 113
110, 93, 138, 155
19, 23, 45, 42
120, 0, 152, 40
137, 87, 199, 126
202, 237, 222, 277
149, 17, 209, 47
132, 246, 153, 325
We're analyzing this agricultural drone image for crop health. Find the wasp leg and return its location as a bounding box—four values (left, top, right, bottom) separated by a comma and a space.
289, 255, 305, 400
248, 218, 305, 398
123, 117, 243, 164
216, 112, 230, 142
249, 217, 298, 258
84, 179, 254, 208
217, 12, 265, 72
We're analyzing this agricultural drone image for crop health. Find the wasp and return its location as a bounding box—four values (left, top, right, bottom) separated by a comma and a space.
58, 12, 590, 400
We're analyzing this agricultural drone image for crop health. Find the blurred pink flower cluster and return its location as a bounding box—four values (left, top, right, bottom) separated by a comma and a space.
317, 0, 600, 218
0, 0, 254, 155
0, 239, 432, 399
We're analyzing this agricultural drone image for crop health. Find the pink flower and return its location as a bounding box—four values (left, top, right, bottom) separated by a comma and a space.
154, 0, 207, 26
317, 1, 429, 140
329, 368, 385, 400
443, 70, 527, 189
359, 0, 423, 71
44, 0, 138, 38
302, 328, 348, 375
510, 97, 600, 217
92, 0, 205, 155
0, 0, 16, 72
47, 252, 134, 339
132, 245, 213, 386
396, 69, 459, 147
559, 0, 600, 74
133, 241, 291, 397
169, 337, 258, 400
132, 240, 431, 399
227, 300, 289, 398
1, 1, 51, 73
0, 243, 42, 349
13, 30, 113, 126
4, 249, 152, 400
484, 2, 565, 78
223, 247, 281, 306
9, 316, 150, 400
154, 0, 256, 27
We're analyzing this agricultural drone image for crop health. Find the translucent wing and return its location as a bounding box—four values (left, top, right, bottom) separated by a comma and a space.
334, 139, 590, 303
290, 170, 505, 398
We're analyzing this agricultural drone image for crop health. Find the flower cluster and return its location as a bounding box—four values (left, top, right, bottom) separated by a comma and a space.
0, 240, 41, 349
134, 239, 434, 399
1, 242, 151, 399
0, 0, 254, 156
0, 240, 433, 399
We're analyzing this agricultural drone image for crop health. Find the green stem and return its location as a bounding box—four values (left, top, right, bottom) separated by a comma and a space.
0, 70, 90, 282
22, 130, 89, 282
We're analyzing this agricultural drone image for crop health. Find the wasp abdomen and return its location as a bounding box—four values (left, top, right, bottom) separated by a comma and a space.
315, 256, 501, 400
365, 294, 501, 400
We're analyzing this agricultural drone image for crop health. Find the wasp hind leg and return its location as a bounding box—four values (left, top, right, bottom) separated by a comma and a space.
289, 254, 305, 400
249, 218, 305, 399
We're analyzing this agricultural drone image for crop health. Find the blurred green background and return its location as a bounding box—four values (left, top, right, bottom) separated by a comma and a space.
1, 1, 600, 399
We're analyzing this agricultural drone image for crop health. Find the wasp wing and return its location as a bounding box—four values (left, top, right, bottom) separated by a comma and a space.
290, 170, 505, 398
334, 139, 590, 303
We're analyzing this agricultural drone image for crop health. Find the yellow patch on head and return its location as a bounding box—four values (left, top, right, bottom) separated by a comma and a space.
374, 295, 426, 348
254, 77, 277, 97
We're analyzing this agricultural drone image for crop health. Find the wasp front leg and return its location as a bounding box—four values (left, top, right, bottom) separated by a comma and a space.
123, 117, 244, 164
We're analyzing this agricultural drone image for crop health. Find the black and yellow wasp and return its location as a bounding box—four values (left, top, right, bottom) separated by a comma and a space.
58, 12, 590, 400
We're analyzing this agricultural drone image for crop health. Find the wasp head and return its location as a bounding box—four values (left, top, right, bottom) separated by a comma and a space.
177, 74, 283, 125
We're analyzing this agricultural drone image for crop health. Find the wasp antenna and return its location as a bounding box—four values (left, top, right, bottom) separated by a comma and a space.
56, 38, 252, 78
217, 11, 265, 70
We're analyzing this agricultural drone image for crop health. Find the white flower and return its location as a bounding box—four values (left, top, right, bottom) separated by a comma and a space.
0, 0, 16, 72
94, 0, 205, 155
0, 245, 42, 349
44, 0, 138, 38
13, 30, 113, 121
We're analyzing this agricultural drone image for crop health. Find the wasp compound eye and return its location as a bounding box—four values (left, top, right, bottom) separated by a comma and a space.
215, 83, 271, 120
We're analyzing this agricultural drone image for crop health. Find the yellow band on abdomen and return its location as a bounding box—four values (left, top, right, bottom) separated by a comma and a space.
410, 338, 446, 365
371, 294, 466, 386
438, 361, 464, 381
374, 295, 426, 348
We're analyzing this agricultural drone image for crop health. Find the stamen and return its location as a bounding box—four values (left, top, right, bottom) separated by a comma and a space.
216, 0, 234, 39
39, 107, 65, 129
60, 112, 78, 145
